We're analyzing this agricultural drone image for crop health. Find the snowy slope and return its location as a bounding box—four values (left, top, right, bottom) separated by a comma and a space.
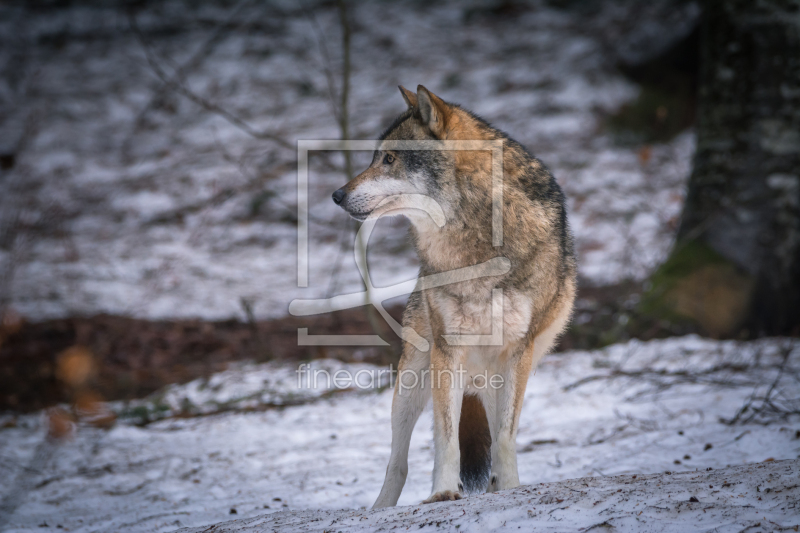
0, 0, 694, 321
1, 336, 798, 532
175, 460, 799, 533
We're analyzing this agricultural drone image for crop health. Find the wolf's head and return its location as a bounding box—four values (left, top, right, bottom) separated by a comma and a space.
332, 85, 472, 225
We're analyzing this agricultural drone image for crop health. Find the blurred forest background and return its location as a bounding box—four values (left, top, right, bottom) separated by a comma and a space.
0, 1, 799, 531
0, 0, 797, 431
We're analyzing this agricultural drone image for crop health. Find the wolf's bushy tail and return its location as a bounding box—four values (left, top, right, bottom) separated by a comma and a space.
459, 393, 492, 493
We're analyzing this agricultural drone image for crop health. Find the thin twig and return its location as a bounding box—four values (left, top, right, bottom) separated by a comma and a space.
338, 0, 352, 179
128, 10, 294, 151
334, 0, 389, 347
304, 5, 342, 124
563, 362, 763, 392
123, 0, 259, 158
722, 344, 799, 425
213, 137, 338, 227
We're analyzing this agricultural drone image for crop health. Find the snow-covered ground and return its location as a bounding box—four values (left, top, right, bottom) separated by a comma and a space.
3, 3, 797, 532
177, 460, 799, 533
1, 336, 798, 532
0, 0, 695, 321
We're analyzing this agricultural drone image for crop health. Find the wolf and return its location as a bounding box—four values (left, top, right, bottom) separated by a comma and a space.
331, 85, 576, 507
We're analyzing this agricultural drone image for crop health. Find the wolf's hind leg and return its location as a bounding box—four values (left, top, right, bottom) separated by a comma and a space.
372, 347, 430, 509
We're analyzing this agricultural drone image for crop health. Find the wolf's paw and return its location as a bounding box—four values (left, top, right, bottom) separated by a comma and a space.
423, 490, 462, 503
486, 473, 519, 493
486, 474, 499, 492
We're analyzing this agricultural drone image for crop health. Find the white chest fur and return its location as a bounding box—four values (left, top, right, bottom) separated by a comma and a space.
433, 285, 533, 349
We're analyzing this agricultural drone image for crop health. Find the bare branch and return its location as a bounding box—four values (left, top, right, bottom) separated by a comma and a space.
123, 0, 260, 157
128, 9, 295, 152
304, 6, 342, 125
722, 344, 800, 425
338, 0, 352, 177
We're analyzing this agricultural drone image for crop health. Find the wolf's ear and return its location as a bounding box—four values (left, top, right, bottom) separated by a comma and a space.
416, 85, 448, 138
398, 85, 418, 109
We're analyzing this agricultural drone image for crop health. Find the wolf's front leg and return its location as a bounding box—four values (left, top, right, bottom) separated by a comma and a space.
373, 348, 430, 509
423, 344, 466, 503
487, 339, 535, 493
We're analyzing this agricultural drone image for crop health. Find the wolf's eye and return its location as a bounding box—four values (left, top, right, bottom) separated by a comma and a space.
383, 154, 395, 165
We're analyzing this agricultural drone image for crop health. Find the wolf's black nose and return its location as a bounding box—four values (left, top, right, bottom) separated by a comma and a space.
332, 188, 346, 205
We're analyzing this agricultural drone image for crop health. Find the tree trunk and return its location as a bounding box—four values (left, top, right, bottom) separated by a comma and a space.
661, 0, 800, 337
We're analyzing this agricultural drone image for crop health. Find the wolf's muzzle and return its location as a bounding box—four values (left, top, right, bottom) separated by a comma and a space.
332, 188, 346, 205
